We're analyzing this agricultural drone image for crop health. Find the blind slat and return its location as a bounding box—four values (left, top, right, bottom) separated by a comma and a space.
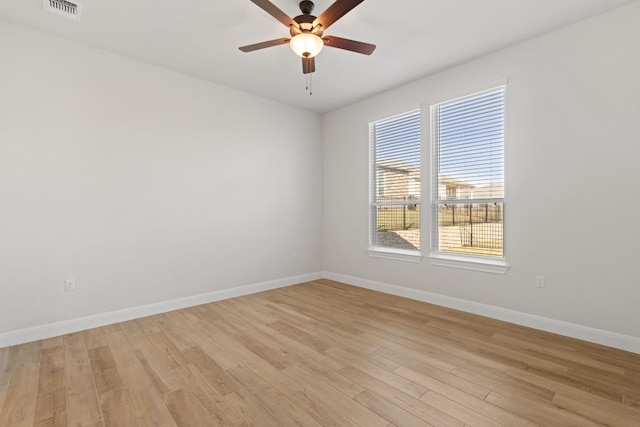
370, 110, 421, 251
432, 86, 505, 258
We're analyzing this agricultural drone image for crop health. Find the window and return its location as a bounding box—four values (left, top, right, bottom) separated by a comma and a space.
370, 110, 421, 254
431, 85, 506, 261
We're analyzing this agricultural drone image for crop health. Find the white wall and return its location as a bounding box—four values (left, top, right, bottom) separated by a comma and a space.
2, 3, 639, 352
323, 2, 640, 347
0, 21, 323, 338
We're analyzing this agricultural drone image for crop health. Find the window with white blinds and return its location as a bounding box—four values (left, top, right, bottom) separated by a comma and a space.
431, 85, 505, 259
370, 110, 421, 252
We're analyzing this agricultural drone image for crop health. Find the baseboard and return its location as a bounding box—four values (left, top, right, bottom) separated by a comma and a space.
0, 272, 323, 348
323, 271, 640, 355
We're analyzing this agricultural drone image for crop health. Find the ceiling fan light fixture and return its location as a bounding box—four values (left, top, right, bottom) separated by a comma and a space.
290, 33, 324, 58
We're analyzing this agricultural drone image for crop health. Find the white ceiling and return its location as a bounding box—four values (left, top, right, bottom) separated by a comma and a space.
0, 0, 635, 113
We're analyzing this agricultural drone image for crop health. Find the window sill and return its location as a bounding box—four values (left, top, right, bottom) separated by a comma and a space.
429, 252, 509, 274
368, 247, 422, 263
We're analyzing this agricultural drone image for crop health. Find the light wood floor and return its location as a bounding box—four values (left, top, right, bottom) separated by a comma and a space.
1, 279, 639, 427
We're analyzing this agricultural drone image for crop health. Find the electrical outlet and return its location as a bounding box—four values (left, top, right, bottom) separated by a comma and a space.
536, 275, 545, 288
64, 279, 76, 292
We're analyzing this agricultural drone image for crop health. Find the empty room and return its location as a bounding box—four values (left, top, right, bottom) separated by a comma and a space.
1, 0, 639, 426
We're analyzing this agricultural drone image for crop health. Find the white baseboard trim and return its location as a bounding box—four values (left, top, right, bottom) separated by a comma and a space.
0, 272, 323, 348
323, 271, 640, 355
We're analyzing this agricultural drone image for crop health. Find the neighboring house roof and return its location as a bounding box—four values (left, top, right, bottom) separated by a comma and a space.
377, 158, 419, 174
439, 175, 474, 189
439, 176, 504, 198
378, 164, 502, 197
472, 183, 505, 199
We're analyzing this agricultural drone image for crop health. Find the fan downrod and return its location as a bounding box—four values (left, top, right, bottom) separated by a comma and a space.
299, 1, 314, 15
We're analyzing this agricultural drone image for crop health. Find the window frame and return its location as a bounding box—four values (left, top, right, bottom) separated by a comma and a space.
428, 81, 510, 274
368, 109, 423, 262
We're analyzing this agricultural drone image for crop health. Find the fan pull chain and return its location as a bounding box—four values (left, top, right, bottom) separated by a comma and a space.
306, 74, 313, 96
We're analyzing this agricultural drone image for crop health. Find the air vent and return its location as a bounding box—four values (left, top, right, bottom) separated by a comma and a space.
43, 0, 82, 20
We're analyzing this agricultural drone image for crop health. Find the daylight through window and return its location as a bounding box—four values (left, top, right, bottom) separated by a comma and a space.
431, 85, 506, 259
370, 110, 421, 252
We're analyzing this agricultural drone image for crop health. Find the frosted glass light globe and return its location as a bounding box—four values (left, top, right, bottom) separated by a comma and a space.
290, 33, 324, 58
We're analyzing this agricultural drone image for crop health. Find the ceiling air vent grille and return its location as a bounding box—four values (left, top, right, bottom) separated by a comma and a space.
43, 0, 82, 20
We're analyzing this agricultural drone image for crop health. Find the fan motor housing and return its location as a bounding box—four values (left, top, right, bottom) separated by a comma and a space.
292, 13, 322, 36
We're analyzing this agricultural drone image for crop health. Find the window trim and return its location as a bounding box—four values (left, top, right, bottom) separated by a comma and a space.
428, 80, 510, 273
367, 247, 423, 263
429, 252, 509, 274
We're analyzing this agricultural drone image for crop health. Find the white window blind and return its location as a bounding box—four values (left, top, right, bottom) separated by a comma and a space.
431, 86, 505, 258
370, 110, 421, 252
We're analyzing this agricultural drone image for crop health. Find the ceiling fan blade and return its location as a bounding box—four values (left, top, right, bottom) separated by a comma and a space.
302, 57, 316, 74
313, 0, 365, 31
249, 0, 298, 28
239, 38, 290, 52
323, 35, 376, 55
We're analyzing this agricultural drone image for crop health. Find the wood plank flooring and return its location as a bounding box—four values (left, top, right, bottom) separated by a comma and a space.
1, 279, 639, 426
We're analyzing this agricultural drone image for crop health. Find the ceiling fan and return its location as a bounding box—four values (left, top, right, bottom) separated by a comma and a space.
239, 0, 376, 75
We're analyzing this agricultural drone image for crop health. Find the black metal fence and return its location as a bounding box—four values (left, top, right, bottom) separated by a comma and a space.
439, 203, 502, 226
439, 203, 503, 251
376, 204, 420, 231
375, 202, 503, 254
